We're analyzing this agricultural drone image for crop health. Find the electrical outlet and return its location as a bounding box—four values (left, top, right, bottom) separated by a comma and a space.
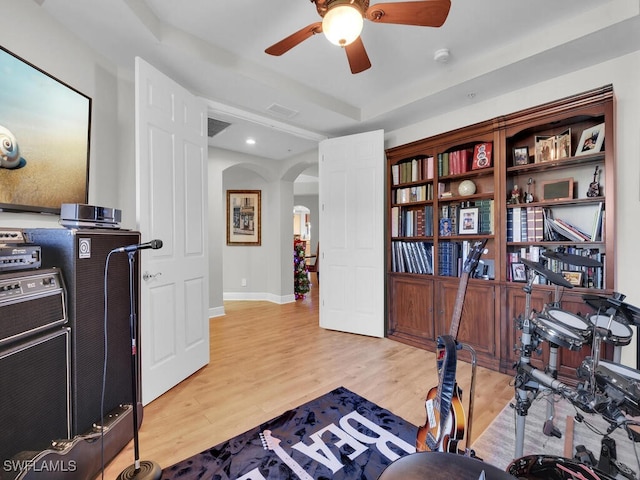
241, 278, 247, 287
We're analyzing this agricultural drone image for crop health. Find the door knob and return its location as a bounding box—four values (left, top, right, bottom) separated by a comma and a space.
143, 271, 162, 281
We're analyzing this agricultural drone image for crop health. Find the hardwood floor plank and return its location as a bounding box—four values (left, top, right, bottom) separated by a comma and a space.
97, 276, 515, 478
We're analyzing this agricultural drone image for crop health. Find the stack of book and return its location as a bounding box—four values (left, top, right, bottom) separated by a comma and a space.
391, 241, 433, 274
391, 205, 434, 238
506, 206, 544, 242
391, 156, 435, 185
437, 149, 473, 176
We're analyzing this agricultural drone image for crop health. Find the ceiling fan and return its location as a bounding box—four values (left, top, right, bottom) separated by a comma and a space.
265, 0, 451, 74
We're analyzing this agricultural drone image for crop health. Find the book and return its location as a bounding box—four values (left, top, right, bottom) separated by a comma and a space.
548, 219, 586, 242
591, 202, 604, 241
391, 206, 399, 238
426, 156, 434, 180
506, 208, 514, 242
512, 207, 522, 242
391, 164, 400, 185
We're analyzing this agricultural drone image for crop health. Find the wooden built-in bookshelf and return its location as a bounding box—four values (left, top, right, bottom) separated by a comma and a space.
385, 85, 615, 382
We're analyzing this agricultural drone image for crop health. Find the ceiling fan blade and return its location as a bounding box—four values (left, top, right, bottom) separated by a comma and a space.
344, 37, 371, 74
265, 22, 323, 56
366, 0, 451, 27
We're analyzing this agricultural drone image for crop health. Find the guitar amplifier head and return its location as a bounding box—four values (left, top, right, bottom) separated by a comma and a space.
0, 268, 67, 347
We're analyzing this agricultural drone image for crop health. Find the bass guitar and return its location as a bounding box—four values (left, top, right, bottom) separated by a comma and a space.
416, 239, 487, 454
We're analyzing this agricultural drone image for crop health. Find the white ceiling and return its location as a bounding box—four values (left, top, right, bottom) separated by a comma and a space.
37, 0, 640, 164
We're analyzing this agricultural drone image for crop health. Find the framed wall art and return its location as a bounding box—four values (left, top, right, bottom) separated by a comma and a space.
227, 190, 261, 246
541, 178, 574, 201
513, 146, 529, 166
534, 135, 555, 163
576, 123, 605, 156
511, 262, 527, 282
556, 128, 571, 159
459, 207, 479, 234
562, 271, 583, 287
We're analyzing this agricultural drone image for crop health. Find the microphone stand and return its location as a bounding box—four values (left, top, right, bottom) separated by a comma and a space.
117, 251, 161, 480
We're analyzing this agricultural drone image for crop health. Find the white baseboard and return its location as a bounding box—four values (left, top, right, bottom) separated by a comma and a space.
223, 292, 296, 304
208, 305, 225, 318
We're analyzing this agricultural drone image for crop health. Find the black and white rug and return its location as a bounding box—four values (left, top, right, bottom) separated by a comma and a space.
161, 386, 418, 480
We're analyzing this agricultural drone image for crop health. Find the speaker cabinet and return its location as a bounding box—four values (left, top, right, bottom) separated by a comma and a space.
0, 328, 71, 467
25, 228, 141, 436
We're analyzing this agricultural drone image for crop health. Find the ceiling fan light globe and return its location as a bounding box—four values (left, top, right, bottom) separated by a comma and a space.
322, 5, 364, 47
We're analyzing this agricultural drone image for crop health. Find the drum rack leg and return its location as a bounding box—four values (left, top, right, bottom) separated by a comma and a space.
543, 344, 563, 439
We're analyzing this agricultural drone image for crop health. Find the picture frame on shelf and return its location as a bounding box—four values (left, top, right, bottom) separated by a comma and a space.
562, 271, 584, 287
535, 135, 555, 163
471, 142, 492, 170
458, 207, 479, 234
227, 190, 262, 246
541, 178, 574, 201
576, 123, 605, 156
439, 218, 453, 236
556, 128, 571, 159
513, 146, 529, 166
511, 262, 527, 282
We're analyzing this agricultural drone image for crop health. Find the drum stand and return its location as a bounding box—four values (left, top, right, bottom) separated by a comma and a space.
514, 269, 542, 459
513, 269, 575, 459
574, 327, 639, 479
542, 282, 569, 439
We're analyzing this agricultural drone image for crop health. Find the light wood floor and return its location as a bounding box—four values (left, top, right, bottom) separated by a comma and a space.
99, 275, 515, 478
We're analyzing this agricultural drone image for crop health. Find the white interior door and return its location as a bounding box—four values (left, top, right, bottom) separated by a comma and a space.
135, 57, 209, 405
318, 130, 385, 337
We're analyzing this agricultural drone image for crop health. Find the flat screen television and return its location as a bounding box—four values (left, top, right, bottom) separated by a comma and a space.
0, 45, 91, 214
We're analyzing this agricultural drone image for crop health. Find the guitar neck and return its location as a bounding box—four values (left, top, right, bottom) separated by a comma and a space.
448, 272, 470, 340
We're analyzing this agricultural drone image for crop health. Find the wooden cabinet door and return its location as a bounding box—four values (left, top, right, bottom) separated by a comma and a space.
387, 275, 435, 349
435, 280, 495, 356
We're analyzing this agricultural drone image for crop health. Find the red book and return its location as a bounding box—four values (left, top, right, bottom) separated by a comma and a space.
472, 143, 493, 170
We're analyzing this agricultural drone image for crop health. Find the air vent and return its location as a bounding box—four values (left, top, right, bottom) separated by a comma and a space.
207, 118, 231, 137
266, 103, 299, 119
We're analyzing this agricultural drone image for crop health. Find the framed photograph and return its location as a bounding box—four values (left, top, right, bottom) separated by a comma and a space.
513, 146, 530, 166
562, 271, 584, 287
511, 262, 527, 282
471, 142, 493, 170
576, 123, 605, 156
0, 45, 91, 214
556, 128, 571, 159
439, 217, 452, 237
227, 190, 262, 246
535, 135, 556, 163
541, 178, 574, 201
458, 207, 479, 234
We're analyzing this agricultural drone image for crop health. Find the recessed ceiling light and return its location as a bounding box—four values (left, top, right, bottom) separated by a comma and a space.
246, 138, 256, 145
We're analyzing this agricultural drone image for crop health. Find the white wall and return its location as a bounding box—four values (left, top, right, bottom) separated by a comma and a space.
386, 51, 640, 365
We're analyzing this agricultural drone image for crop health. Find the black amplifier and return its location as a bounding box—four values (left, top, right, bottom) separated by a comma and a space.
0, 268, 67, 346
0, 243, 41, 272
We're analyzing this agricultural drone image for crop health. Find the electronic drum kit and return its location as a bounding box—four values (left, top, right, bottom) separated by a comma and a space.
511, 251, 640, 479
